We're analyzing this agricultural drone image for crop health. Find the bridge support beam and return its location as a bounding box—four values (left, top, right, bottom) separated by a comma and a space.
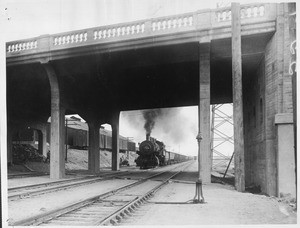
43, 63, 66, 179
111, 112, 120, 171
88, 121, 100, 174
232, 3, 245, 192
198, 43, 211, 183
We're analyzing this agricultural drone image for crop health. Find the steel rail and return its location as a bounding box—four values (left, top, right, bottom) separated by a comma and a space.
8, 172, 48, 179
11, 161, 190, 226
8, 170, 126, 192
8, 171, 131, 200
9, 177, 104, 200
97, 164, 189, 226
9, 164, 181, 200
9, 176, 98, 192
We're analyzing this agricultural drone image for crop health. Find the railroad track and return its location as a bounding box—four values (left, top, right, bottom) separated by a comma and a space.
8, 172, 48, 179
11, 161, 191, 226
8, 170, 135, 201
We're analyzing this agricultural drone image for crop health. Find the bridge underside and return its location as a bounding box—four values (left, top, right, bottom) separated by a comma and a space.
7, 32, 273, 121
7, 30, 275, 183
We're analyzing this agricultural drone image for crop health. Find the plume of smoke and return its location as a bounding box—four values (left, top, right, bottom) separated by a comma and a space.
154, 108, 189, 144
142, 108, 187, 144
142, 109, 162, 135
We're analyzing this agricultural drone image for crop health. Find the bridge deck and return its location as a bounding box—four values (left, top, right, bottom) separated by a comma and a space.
6, 3, 276, 65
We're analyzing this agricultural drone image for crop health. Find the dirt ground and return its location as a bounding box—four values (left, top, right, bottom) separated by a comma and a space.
122, 182, 297, 225
121, 162, 297, 226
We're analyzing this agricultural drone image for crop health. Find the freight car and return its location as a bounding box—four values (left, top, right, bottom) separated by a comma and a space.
165, 150, 190, 165
135, 134, 190, 169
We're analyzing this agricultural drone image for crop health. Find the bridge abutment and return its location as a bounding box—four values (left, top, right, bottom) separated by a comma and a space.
242, 3, 296, 197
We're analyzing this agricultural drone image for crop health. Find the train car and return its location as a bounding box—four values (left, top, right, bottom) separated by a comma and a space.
164, 150, 191, 165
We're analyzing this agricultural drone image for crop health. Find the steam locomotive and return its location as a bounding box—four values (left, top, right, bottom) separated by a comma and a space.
135, 134, 190, 169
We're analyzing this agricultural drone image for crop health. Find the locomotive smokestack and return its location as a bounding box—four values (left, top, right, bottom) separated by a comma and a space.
146, 133, 150, 141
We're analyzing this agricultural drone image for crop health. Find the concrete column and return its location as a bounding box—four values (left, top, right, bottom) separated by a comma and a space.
275, 113, 296, 198
88, 121, 100, 174
198, 43, 211, 183
111, 112, 120, 171
43, 63, 66, 179
232, 3, 245, 192
41, 127, 48, 158
37, 130, 43, 154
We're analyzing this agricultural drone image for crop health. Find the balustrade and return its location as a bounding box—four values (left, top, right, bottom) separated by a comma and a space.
54, 32, 88, 46
6, 3, 273, 56
94, 22, 145, 40
7, 40, 37, 53
152, 15, 193, 31
216, 4, 265, 22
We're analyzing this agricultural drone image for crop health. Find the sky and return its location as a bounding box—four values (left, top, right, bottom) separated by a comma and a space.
1, 0, 220, 41
1, 0, 278, 157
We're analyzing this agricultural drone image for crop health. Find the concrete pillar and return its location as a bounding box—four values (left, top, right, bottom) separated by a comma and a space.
37, 130, 43, 154
88, 121, 100, 174
198, 43, 211, 183
43, 63, 66, 179
275, 113, 296, 198
41, 127, 48, 158
111, 112, 120, 171
231, 3, 245, 192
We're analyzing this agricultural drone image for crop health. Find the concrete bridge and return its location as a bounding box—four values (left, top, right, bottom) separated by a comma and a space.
6, 3, 296, 197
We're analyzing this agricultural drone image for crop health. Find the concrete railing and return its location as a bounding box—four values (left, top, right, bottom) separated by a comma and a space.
216, 3, 265, 22
151, 12, 194, 32
6, 3, 276, 57
7, 39, 38, 53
